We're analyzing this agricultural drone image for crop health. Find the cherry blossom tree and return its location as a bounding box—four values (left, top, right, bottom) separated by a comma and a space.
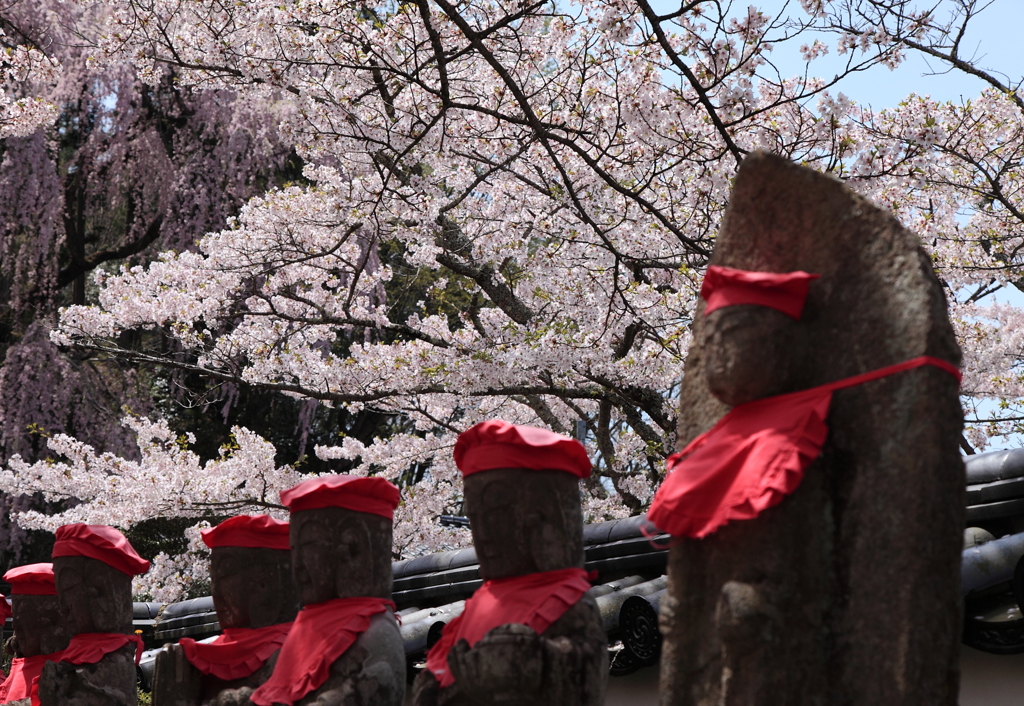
0, 0, 318, 571
4, 0, 1024, 600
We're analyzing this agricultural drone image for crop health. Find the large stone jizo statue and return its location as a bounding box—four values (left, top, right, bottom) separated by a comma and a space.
249, 476, 405, 706
411, 420, 607, 706
649, 151, 964, 706
0, 564, 70, 705
152, 514, 299, 706
38, 524, 151, 706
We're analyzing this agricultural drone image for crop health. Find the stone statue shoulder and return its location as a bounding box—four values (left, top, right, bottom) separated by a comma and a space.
38, 643, 136, 706
410, 594, 607, 706
297, 611, 405, 706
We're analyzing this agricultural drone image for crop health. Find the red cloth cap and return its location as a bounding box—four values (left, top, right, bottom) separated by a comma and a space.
3, 563, 56, 596
201, 515, 290, 550
454, 420, 592, 478
52, 524, 150, 577
700, 265, 820, 319
281, 476, 400, 520
425, 567, 592, 688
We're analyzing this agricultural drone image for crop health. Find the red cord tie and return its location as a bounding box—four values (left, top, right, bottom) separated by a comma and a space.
648, 355, 960, 539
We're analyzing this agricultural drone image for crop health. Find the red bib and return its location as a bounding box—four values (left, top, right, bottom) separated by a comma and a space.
180, 622, 292, 681
425, 567, 592, 689
0, 652, 63, 702
648, 356, 961, 538
250, 597, 395, 706
61, 633, 144, 666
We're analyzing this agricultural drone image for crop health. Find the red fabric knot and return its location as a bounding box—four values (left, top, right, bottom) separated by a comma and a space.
250, 597, 396, 706
3, 563, 57, 596
0, 651, 64, 703
52, 524, 150, 576
701, 266, 820, 319
425, 567, 592, 689
454, 420, 592, 478
280, 476, 400, 520
62, 633, 144, 666
180, 622, 292, 681
202, 514, 290, 550
648, 355, 961, 538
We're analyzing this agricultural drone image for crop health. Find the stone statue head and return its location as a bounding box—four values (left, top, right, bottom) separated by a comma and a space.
201, 514, 300, 629
703, 305, 807, 405
12, 594, 71, 656
210, 546, 300, 629
50, 523, 150, 636
453, 420, 590, 581
2, 563, 70, 657
464, 467, 584, 581
279, 475, 401, 606
290, 507, 393, 604
53, 556, 133, 634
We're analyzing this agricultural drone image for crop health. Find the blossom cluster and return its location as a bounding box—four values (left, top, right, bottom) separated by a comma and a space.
0, 39, 61, 137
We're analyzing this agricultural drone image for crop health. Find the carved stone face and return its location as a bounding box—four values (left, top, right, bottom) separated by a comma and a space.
290, 507, 392, 605
464, 468, 584, 581
12, 594, 71, 657
703, 305, 802, 406
53, 556, 132, 635
210, 546, 299, 630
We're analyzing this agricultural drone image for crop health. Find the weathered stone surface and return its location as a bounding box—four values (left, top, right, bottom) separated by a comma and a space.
411, 468, 607, 706
11, 593, 71, 658
660, 151, 964, 706
290, 506, 405, 706
38, 556, 136, 706
152, 546, 300, 706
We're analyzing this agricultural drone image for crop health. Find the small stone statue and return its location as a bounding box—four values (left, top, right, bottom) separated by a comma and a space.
652, 152, 964, 705
152, 514, 300, 706
0, 564, 70, 705
411, 420, 607, 706
37, 524, 151, 706
249, 476, 405, 706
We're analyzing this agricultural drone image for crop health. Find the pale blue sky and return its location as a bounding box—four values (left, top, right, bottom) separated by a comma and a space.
645, 0, 1023, 107
760, 0, 1023, 107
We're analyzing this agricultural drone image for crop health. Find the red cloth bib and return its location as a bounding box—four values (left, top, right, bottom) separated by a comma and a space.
0, 652, 63, 702
250, 597, 395, 706
179, 622, 292, 681
648, 356, 961, 538
61, 632, 144, 666
425, 567, 592, 689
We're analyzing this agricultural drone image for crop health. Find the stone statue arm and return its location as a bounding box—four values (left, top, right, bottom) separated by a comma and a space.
445, 597, 608, 706
299, 613, 405, 706
37, 652, 136, 706
199, 650, 280, 706
152, 644, 202, 706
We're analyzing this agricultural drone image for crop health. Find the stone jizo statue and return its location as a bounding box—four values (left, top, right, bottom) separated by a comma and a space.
411, 420, 607, 706
0, 564, 70, 705
152, 514, 300, 706
650, 151, 964, 706
37, 523, 150, 706
249, 475, 405, 706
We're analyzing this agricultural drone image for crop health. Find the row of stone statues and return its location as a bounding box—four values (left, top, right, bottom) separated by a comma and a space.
0, 524, 150, 705
0, 419, 609, 706
0, 152, 968, 706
